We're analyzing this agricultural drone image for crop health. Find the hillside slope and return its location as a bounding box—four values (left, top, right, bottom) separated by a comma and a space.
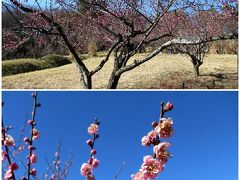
2, 54, 237, 89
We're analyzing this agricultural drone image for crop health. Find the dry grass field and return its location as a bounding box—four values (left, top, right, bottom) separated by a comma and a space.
2, 54, 238, 89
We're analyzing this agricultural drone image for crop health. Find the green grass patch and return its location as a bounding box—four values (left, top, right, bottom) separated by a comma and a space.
2, 54, 71, 76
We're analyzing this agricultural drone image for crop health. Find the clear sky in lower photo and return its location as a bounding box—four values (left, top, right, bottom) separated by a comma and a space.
2, 91, 238, 180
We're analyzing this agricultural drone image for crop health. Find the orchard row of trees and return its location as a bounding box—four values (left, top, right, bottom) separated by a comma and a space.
2, 92, 175, 180
3, 7, 237, 60
2, 0, 238, 88
2, 10, 109, 59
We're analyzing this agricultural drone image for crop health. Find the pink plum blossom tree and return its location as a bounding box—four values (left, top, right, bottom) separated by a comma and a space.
2, 0, 238, 89
173, 6, 238, 76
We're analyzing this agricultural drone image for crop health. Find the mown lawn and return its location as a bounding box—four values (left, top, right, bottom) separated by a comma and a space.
2, 54, 238, 89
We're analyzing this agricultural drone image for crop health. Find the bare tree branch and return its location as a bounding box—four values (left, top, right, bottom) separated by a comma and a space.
117, 33, 237, 75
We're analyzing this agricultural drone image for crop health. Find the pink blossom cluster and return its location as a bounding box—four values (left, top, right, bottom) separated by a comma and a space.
88, 123, 99, 135
141, 118, 173, 146
2, 128, 19, 180
155, 118, 174, 139
141, 130, 157, 147
132, 155, 164, 180
2, 127, 18, 179
3, 134, 15, 147
132, 102, 174, 180
81, 120, 100, 179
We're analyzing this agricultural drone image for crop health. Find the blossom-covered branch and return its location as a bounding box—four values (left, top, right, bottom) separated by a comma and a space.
132, 101, 174, 180
2, 102, 17, 180
23, 92, 40, 180
80, 118, 100, 180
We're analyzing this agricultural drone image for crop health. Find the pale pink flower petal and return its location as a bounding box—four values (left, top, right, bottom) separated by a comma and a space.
131, 171, 147, 180
30, 153, 37, 163
4, 135, 15, 147
31, 168, 37, 176
32, 129, 39, 140
92, 158, 100, 168
141, 136, 151, 146
55, 152, 59, 157
2, 150, 7, 161
143, 155, 152, 163
50, 174, 56, 180
4, 169, 13, 180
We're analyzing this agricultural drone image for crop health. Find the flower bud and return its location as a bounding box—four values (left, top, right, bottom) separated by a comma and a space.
28, 120, 34, 125
91, 149, 97, 155
151, 121, 158, 128
31, 168, 37, 176
29, 153, 37, 163
50, 174, 56, 180
9, 162, 18, 171
86, 140, 93, 146
24, 137, 30, 143
164, 102, 174, 112
28, 145, 36, 151
2, 151, 7, 161
92, 158, 99, 168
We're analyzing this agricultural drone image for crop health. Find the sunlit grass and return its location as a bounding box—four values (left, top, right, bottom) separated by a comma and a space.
2, 54, 237, 89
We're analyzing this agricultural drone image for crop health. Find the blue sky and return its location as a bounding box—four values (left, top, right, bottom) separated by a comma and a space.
2, 91, 238, 180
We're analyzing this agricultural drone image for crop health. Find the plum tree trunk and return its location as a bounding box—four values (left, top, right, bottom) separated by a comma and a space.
190, 56, 201, 76
107, 70, 121, 89
193, 65, 200, 76
75, 64, 92, 89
